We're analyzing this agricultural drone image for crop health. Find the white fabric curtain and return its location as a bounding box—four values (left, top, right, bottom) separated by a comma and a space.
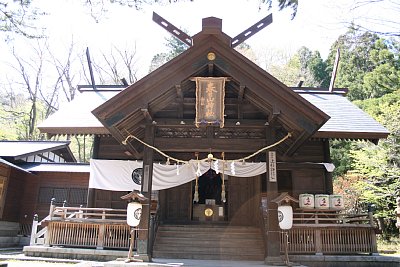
89, 159, 267, 191
89, 159, 335, 191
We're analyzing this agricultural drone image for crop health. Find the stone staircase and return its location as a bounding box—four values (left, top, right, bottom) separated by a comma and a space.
152, 224, 265, 260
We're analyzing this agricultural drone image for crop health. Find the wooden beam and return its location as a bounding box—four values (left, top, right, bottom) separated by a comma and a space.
329, 48, 340, 92
269, 107, 281, 124
237, 85, 245, 120
189, 77, 231, 81
154, 137, 267, 152
86, 47, 97, 90
152, 12, 192, 47
175, 84, 184, 119
141, 108, 153, 122
231, 14, 273, 48
284, 130, 308, 156
208, 63, 214, 75
175, 84, 183, 100
152, 118, 267, 127
238, 85, 245, 101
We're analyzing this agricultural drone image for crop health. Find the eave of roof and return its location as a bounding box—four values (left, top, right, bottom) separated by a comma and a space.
0, 158, 31, 174
18, 162, 90, 173
38, 90, 117, 135
0, 141, 74, 160
301, 93, 389, 140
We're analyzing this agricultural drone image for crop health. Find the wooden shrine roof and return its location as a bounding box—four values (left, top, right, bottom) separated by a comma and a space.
91, 17, 330, 156
38, 17, 389, 153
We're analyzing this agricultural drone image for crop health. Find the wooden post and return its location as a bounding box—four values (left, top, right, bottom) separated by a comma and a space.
127, 228, 135, 259
30, 214, 39, 246
323, 139, 333, 194
264, 125, 283, 264
97, 224, 105, 249
49, 198, 56, 219
87, 136, 100, 208
137, 124, 155, 261
315, 229, 322, 255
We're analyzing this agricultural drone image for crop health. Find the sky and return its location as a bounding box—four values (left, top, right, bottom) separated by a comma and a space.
1, 0, 399, 83
35, 0, 346, 70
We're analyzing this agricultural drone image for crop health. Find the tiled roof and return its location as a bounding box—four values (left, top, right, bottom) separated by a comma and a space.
301, 93, 389, 139
37, 90, 118, 135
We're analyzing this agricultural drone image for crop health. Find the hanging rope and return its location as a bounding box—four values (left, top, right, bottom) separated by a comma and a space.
122, 131, 292, 164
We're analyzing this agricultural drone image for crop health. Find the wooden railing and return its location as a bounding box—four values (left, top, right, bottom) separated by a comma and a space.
30, 204, 136, 250
279, 209, 379, 255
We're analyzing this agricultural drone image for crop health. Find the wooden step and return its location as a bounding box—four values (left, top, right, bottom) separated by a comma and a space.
152, 224, 265, 260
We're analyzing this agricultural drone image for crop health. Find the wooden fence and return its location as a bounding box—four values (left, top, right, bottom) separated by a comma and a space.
279, 209, 378, 255
30, 205, 135, 250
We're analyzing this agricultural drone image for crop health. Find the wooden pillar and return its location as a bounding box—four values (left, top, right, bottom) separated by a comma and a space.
137, 124, 155, 261
264, 125, 283, 264
323, 139, 333, 194
86, 135, 100, 208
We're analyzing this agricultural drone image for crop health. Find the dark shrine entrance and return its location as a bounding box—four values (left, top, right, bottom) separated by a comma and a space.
160, 169, 261, 226
197, 169, 222, 205
192, 169, 226, 222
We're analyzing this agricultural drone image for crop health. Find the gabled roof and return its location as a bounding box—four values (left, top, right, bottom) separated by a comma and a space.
92, 17, 329, 155
0, 141, 76, 162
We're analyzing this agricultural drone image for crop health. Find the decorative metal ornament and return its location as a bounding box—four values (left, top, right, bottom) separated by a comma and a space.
205, 208, 213, 217
207, 52, 216, 61
131, 168, 142, 185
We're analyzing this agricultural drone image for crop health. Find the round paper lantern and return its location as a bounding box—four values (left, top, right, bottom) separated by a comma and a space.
278, 205, 293, 230
127, 202, 142, 227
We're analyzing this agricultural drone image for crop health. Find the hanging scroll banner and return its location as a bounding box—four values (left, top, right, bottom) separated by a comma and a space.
195, 77, 226, 128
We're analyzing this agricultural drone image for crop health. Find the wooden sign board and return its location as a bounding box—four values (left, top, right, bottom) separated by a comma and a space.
268, 151, 277, 182
195, 77, 226, 128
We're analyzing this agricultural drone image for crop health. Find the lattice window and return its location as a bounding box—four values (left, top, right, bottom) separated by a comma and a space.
38, 187, 87, 206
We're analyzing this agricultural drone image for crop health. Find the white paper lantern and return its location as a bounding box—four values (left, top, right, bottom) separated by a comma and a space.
127, 202, 142, 227
278, 205, 293, 230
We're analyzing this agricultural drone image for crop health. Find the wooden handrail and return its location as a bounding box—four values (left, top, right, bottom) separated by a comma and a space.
49, 206, 128, 222
292, 211, 375, 227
